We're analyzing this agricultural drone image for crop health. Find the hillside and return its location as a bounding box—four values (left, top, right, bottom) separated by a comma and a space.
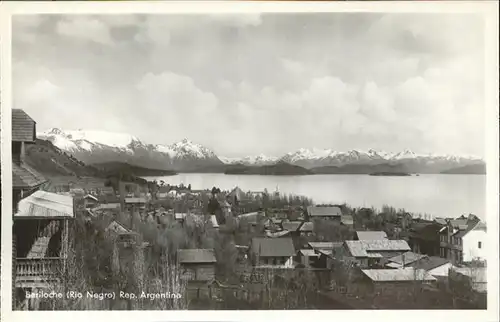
91, 162, 177, 177
311, 163, 409, 175
224, 161, 313, 175
23, 139, 157, 186
24, 139, 103, 178
441, 163, 486, 174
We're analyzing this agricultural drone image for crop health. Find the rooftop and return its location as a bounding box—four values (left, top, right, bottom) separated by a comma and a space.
408, 256, 451, 271
387, 251, 428, 266
345, 240, 411, 258
299, 249, 319, 257
251, 237, 295, 257
453, 217, 484, 238
15, 190, 74, 218
13, 162, 47, 189
356, 231, 388, 240
308, 242, 343, 250
125, 197, 147, 204
299, 221, 314, 232
84, 194, 99, 201
265, 230, 291, 238
307, 206, 342, 217
177, 249, 217, 264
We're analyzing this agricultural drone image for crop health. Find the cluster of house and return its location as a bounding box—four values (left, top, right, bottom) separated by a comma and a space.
10, 109, 488, 309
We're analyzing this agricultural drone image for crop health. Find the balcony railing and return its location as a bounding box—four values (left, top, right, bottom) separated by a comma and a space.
16, 257, 63, 279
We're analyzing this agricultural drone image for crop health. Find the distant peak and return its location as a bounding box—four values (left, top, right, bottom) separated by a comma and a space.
48, 128, 64, 135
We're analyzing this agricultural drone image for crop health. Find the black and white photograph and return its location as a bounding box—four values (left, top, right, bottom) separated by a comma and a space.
1, 2, 499, 318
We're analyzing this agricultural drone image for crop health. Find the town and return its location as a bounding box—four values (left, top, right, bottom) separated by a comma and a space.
12, 109, 487, 310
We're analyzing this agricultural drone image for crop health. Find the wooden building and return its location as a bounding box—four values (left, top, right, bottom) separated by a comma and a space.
341, 240, 411, 269
250, 237, 295, 268
12, 109, 47, 213
83, 194, 99, 209
306, 206, 342, 221
13, 191, 74, 310
178, 249, 217, 282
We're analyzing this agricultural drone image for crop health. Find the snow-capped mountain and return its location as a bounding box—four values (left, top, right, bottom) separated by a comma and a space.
220, 154, 279, 166
37, 128, 223, 171
37, 128, 484, 174
279, 147, 484, 173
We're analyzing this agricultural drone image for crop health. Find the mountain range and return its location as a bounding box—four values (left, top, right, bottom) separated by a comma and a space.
38, 128, 486, 174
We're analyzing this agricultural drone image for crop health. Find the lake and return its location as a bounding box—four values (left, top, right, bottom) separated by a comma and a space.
144, 173, 486, 220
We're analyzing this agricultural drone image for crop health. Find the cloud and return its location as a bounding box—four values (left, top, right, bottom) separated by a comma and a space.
11, 13, 487, 157
56, 16, 114, 45
134, 72, 219, 142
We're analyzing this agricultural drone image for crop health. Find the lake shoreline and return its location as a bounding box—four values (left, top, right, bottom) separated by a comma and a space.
142, 173, 485, 220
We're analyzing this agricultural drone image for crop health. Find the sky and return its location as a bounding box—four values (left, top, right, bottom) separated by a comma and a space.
12, 13, 486, 158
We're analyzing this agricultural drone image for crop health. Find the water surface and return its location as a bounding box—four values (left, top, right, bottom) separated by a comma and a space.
144, 174, 486, 220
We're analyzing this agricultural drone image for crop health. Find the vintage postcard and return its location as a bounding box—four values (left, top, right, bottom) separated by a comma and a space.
0, 1, 498, 322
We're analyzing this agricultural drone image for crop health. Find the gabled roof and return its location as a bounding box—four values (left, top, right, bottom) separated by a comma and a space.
408, 256, 451, 271
15, 190, 74, 218
282, 221, 303, 232
106, 220, 131, 234
125, 197, 146, 204
12, 162, 47, 189
387, 251, 428, 266
308, 242, 343, 250
453, 218, 484, 238
299, 221, 314, 232
361, 268, 437, 282
177, 249, 217, 264
345, 240, 411, 258
307, 206, 342, 217
228, 186, 245, 201
356, 231, 388, 240
251, 237, 295, 257
299, 249, 319, 257
434, 217, 447, 225
84, 194, 98, 201
12, 109, 36, 142
265, 230, 291, 238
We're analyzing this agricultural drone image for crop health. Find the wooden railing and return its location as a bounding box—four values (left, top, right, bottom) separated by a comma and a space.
16, 257, 62, 278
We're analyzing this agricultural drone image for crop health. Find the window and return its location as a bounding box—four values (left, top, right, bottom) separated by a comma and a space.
478, 241, 482, 249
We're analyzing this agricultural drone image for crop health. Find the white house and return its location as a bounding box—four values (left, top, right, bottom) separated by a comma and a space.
407, 256, 453, 280
461, 221, 487, 262
250, 237, 295, 268
439, 215, 487, 263
440, 216, 487, 264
